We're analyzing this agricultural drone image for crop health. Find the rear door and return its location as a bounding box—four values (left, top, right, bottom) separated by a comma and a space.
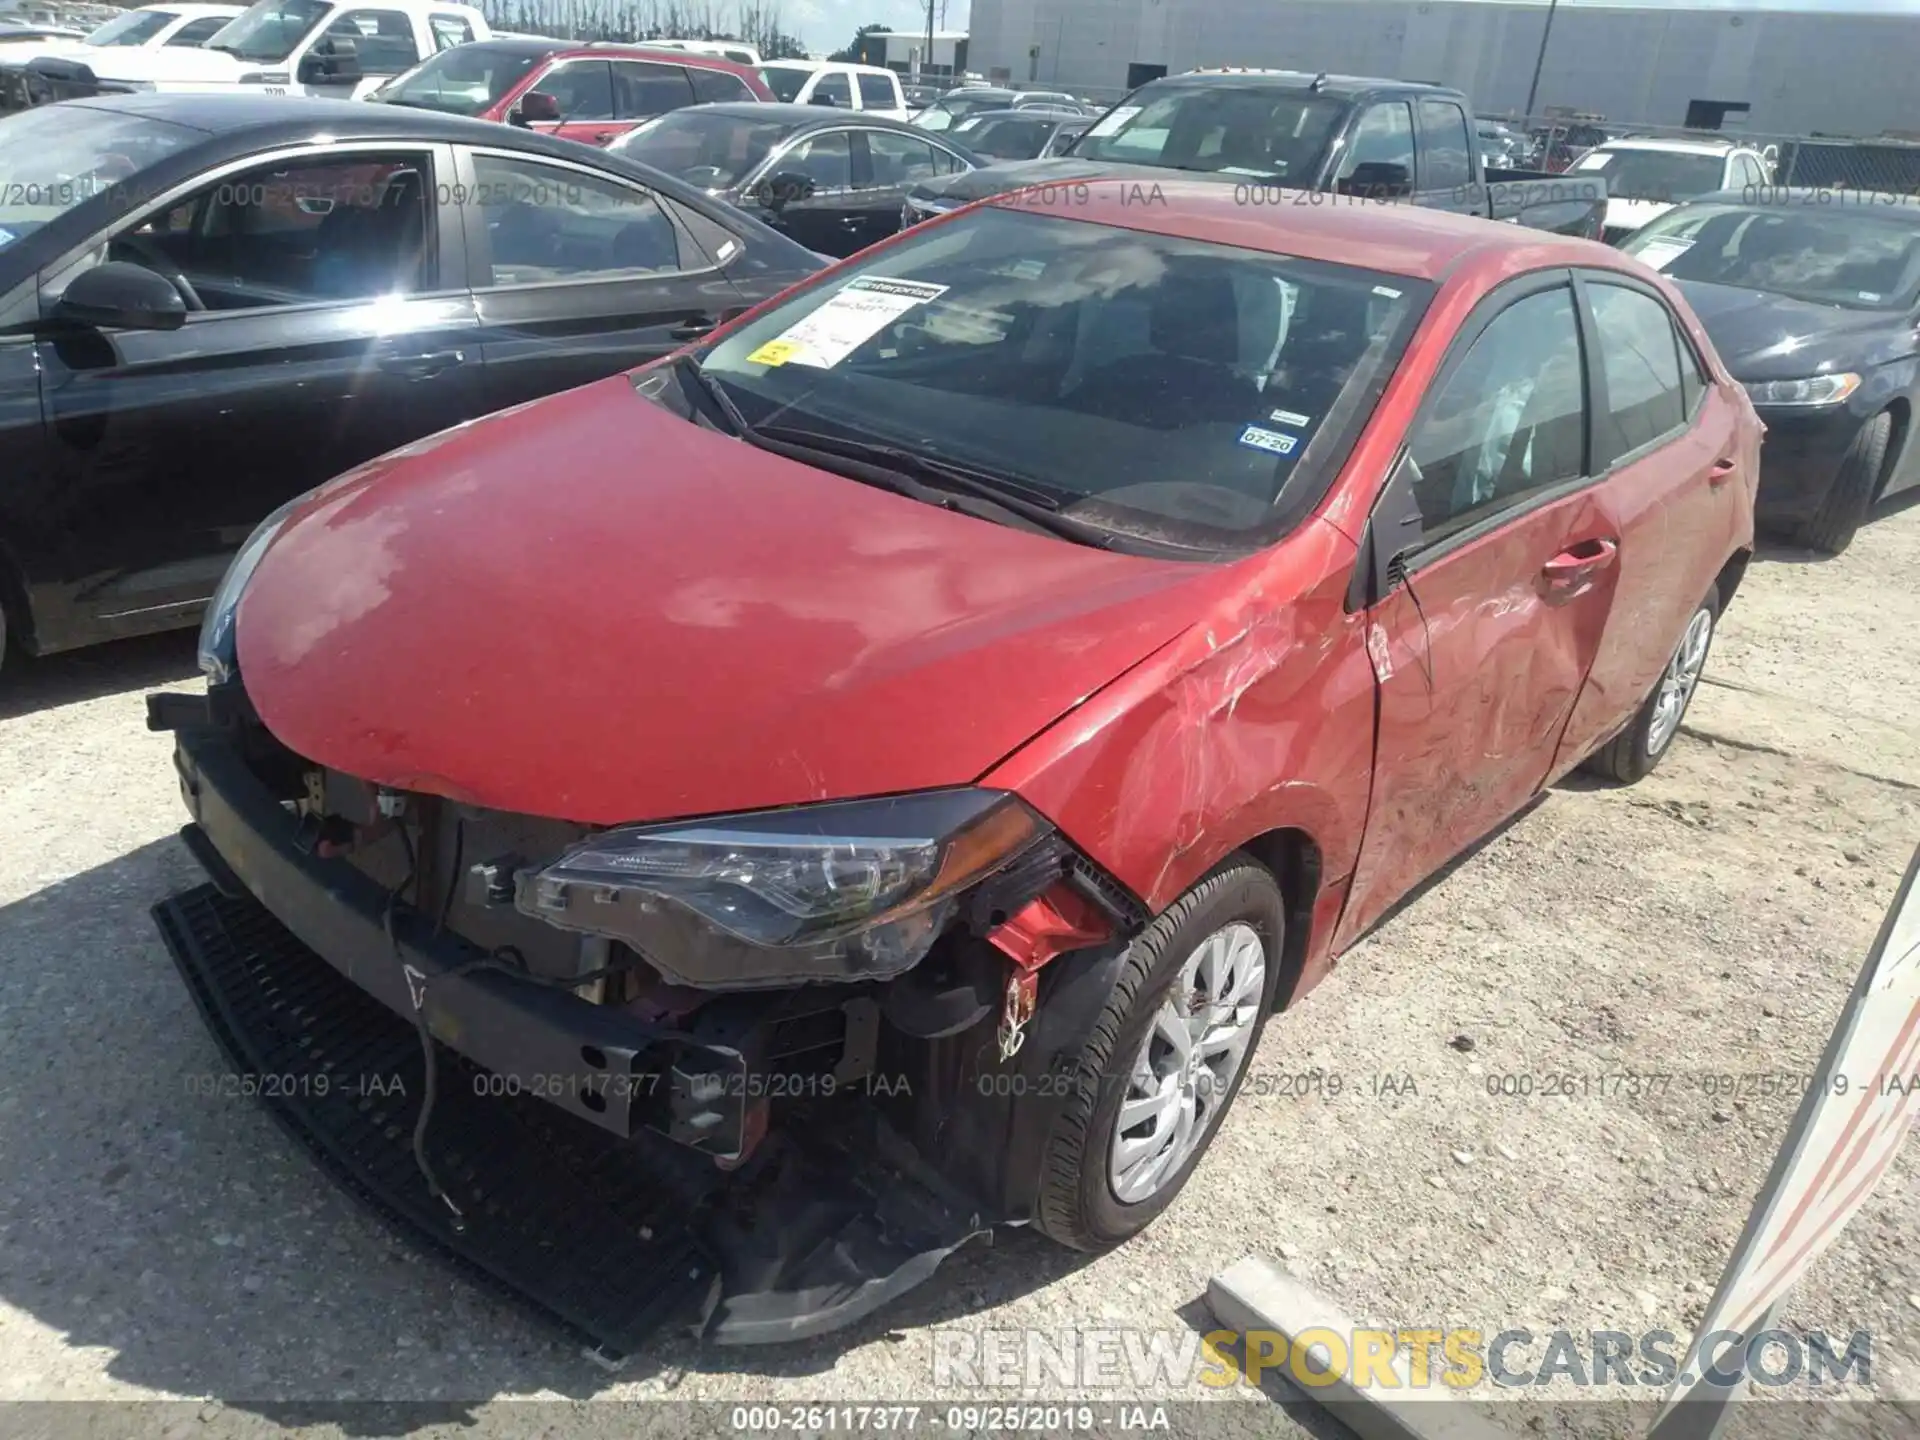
854, 127, 967, 252
1337, 273, 1624, 945
1547, 271, 1746, 776
456, 145, 747, 411
744, 128, 862, 256
1413, 96, 1476, 214
31, 143, 484, 636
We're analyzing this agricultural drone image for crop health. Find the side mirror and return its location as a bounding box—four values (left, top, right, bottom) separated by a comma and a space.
54, 261, 187, 332
810, 91, 839, 106
512, 89, 560, 125
297, 36, 361, 84
756, 170, 816, 211
1339, 160, 1413, 198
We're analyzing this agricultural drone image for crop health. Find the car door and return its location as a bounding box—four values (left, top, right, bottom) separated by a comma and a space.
605, 59, 695, 145
1547, 272, 1747, 777
299, 8, 420, 97
30, 143, 484, 637
1333, 100, 1417, 199
856, 69, 903, 120
744, 128, 861, 256
1336, 274, 1623, 946
1413, 97, 1475, 213
527, 58, 616, 145
456, 146, 747, 411
854, 127, 966, 251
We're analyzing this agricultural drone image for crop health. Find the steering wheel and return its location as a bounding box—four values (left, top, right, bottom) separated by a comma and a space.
113, 232, 207, 313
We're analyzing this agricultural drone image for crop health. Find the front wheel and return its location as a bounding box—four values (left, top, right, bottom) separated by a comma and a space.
1033, 858, 1283, 1252
1796, 410, 1891, 556
1583, 582, 1719, 785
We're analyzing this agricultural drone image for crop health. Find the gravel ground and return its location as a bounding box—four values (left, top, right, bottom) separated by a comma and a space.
2, 499, 1917, 1438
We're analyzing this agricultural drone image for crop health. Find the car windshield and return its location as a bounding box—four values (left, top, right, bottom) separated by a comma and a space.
376, 41, 551, 114
915, 93, 1011, 130
953, 115, 1055, 160
0, 104, 201, 248
758, 63, 811, 101
695, 203, 1431, 554
1624, 201, 1920, 310
1070, 85, 1346, 182
611, 108, 791, 190
1575, 147, 1725, 203
85, 8, 174, 44
203, 0, 328, 61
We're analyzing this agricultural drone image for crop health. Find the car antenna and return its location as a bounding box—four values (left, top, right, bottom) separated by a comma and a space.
1309, 72, 1329, 91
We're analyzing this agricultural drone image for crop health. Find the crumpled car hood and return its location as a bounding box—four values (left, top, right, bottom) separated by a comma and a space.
237, 373, 1229, 825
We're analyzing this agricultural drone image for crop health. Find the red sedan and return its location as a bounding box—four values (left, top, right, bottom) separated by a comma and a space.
152, 179, 1759, 1342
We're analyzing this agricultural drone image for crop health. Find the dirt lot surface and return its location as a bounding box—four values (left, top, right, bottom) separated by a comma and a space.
2, 501, 1917, 1439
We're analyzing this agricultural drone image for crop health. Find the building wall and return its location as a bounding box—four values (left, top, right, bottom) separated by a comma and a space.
966, 0, 1920, 135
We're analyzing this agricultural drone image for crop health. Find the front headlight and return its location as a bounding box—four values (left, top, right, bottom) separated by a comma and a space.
516, 789, 1050, 989
1743, 373, 1862, 408
196, 494, 306, 683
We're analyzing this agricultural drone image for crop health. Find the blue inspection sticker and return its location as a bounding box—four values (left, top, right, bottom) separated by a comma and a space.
1238, 424, 1300, 457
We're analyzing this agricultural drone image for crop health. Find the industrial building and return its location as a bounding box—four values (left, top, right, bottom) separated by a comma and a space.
964, 0, 1920, 137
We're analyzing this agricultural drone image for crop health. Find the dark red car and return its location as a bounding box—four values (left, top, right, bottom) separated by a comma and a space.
151, 181, 1759, 1347
372, 36, 771, 147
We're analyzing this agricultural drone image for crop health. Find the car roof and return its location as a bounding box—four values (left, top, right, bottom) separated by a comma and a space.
46, 89, 575, 144
1685, 185, 1920, 210
983, 176, 1608, 282
1169, 69, 1463, 100
662, 101, 926, 131
560, 41, 757, 71
762, 58, 895, 75
1599, 137, 1741, 155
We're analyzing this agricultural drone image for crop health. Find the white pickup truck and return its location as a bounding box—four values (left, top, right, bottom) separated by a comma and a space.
78, 0, 488, 98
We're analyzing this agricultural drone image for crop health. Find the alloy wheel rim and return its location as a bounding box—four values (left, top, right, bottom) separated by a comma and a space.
1647, 606, 1714, 757
1108, 921, 1267, 1206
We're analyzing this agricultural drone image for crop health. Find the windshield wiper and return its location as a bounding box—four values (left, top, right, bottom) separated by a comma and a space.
673, 354, 754, 436
752, 425, 1114, 549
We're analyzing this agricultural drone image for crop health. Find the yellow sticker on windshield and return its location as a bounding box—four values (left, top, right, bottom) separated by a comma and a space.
747, 339, 800, 367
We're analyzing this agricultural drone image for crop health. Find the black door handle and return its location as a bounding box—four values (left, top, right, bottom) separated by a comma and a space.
378, 349, 463, 379
669, 316, 718, 342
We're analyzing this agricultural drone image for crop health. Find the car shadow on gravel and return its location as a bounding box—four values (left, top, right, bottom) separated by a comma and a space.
0, 630, 198, 721
0, 838, 1097, 1430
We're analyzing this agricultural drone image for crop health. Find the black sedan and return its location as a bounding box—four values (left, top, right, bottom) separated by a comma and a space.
0, 92, 823, 667
609, 103, 980, 258
1621, 189, 1920, 554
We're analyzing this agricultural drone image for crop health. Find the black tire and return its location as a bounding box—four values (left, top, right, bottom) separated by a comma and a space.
1033, 856, 1284, 1252
1583, 581, 1720, 785
1796, 411, 1891, 556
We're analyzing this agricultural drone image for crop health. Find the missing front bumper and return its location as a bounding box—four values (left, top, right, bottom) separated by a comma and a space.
153, 880, 992, 1350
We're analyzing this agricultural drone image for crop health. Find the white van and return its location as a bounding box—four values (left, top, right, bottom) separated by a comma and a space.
645, 36, 760, 68
80, 0, 488, 98
758, 58, 907, 120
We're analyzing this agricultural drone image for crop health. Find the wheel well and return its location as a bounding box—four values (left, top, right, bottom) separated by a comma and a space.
1238, 827, 1322, 1012
1878, 398, 1911, 504
1713, 548, 1752, 612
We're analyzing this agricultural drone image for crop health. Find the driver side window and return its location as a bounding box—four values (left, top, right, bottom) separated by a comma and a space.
320, 10, 419, 75
104, 152, 433, 312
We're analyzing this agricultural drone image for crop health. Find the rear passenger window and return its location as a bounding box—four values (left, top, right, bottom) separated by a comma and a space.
1588, 283, 1688, 460
689, 66, 753, 103
612, 60, 695, 118
1407, 286, 1588, 540
857, 72, 896, 109
1416, 99, 1473, 192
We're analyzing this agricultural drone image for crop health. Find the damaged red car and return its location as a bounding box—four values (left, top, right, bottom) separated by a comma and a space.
148, 179, 1760, 1352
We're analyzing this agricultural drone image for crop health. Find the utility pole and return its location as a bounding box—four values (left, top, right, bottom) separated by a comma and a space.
926, 0, 935, 79
1523, 0, 1561, 117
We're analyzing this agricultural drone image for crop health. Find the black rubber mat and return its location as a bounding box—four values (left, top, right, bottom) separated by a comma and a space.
153, 883, 717, 1359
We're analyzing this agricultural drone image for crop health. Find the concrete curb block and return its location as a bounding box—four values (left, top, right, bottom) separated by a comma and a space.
1205, 1254, 1515, 1440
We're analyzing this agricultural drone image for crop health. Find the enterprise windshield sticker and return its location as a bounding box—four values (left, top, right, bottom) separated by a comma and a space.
1087, 105, 1141, 137
1238, 425, 1299, 457
746, 276, 949, 369
1631, 238, 1693, 271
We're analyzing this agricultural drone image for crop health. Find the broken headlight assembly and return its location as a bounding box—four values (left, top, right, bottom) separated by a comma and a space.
515, 789, 1049, 990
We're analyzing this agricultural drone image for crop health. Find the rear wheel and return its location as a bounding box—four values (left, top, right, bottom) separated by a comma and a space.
1033, 857, 1283, 1252
1583, 583, 1719, 785
1796, 410, 1891, 556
